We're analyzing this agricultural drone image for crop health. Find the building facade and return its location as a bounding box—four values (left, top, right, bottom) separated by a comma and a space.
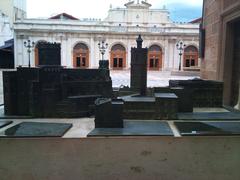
0, 11, 12, 46
14, 0, 200, 71
201, 0, 240, 107
0, 0, 26, 28
0, 0, 26, 46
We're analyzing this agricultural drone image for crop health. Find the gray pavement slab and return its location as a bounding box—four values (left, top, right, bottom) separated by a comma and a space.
175, 121, 240, 136
4, 122, 73, 137
178, 112, 240, 120
88, 120, 173, 137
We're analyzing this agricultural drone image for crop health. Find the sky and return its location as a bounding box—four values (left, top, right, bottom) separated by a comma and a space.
27, 0, 203, 22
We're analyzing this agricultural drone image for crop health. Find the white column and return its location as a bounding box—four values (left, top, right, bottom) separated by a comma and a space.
66, 37, 72, 68
90, 36, 95, 68
30, 39, 34, 67
174, 42, 179, 71
14, 34, 19, 67
127, 40, 131, 69
22, 38, 29, 67
95, 41, 99, 68
168, 40, 174, 70
164, 39, 169, 71
61, 38, 67, 67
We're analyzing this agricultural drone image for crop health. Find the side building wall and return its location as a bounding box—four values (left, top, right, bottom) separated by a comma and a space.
201, 0, 222, 80
0, 12, 13, 46
201, 0, 240, 80
201, 0, 240, 106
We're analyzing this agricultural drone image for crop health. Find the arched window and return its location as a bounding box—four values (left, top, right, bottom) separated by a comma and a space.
73, 43, 89, 68
148, 45, 162, 70
183, 46, 199, 67
110, 44, 126, 70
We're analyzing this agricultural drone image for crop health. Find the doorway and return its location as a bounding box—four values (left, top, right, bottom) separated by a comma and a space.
73, 43, 89, 68
148, 45, 162, 70
230, 21, 240, 106
110, 44, 126, 70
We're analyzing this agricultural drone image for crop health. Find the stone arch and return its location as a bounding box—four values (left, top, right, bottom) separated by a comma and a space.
148, 44, 163, 70
34, 40, 47, 66
184, 42, 199, 49
109, 42, 127, 52
73, 42, 89, 68
148, 42, 165, 53
72, 41, 90, 51
110, 43, 127, 70
183, 45, 199, 67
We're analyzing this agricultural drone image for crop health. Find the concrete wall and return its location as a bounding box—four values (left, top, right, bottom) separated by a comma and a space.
0, 136, 240, 180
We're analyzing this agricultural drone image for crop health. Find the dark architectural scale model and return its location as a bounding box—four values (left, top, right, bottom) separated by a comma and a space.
4, 35, 240, 137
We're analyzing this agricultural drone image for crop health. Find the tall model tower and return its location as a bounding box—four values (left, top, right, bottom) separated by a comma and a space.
130, 35, 148, 96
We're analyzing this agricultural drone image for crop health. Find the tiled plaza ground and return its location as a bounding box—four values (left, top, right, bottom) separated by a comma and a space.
110, 70, 199, 87
0, 70, 199, 104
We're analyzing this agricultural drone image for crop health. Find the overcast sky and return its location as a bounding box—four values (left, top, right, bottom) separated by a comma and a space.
27, 0, 203, 22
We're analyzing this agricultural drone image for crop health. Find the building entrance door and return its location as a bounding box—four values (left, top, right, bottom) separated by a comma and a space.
110, 44, 126, 70
231, 21, 240, 106
73, 43, 89, 68
148, 45, 162, 71
35, 42, 61, 66
183, 46, 198, 68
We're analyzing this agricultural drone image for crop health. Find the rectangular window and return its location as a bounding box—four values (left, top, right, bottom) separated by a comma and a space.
155, 59, 159, 68
186, 59, 190, 67
113, 58, 118, 67
76, 57, 81, 67
150, 59, 154, 68
82, 57, 86, 66
119, 58, 123, 67
191, 59, 195, 66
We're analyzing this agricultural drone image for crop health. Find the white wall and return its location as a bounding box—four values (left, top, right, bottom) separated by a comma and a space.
105, 8, 171, 25
13, 0, 26, 12
0, 0, 13, 23
0, 12, 12, 46
0, 0, 26, 28
15, 31, 199, 70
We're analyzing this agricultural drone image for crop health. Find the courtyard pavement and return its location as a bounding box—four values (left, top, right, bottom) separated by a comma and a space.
110, 70, 199, 88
